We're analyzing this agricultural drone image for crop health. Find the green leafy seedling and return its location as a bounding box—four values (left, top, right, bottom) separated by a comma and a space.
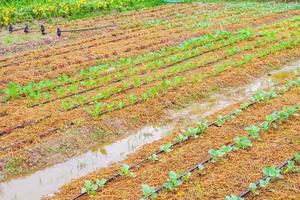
175, 134, 188, 143
249, 182, 259, 195
233, 136, 252, 150
216, 115, 225, 127
149, 154, 158, 162
142, 184, 157, 199
163, 171, 182, 191
259, 177, 270, 188
160, 143, 172, 153
119, 164, 135, 177
245, 125, 261, 139
263, 166, 282, 179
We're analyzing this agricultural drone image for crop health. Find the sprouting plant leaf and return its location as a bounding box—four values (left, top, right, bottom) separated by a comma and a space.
216, 115, 225, 127
259, 177, 270, 188
198, 164, 205, 174
284, 160, 299, 173
163, 171, 182, 191
160, 143, 172, 153
149, 154, 158, 162
208, 149, 225, 163
142, 184, 157, 199
182, 172, 191, 182
245, 125, 261, 139
249, 182, 259, 195
120, 164, 135, 177
175, 134, 188, 143
233, 136, 252, 150
263, 166, 282, 179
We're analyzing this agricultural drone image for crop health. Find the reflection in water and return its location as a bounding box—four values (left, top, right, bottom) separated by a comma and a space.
0, 61, 299, 200
0, 126, 172, 200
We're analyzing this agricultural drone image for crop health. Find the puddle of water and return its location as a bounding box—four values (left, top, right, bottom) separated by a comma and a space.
0, 126, 172, 200
0, 61, 299, 200
169, 61, 300, 122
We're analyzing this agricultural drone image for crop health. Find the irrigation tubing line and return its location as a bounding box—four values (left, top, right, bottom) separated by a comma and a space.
56, 24, 117, 36
0, 115, 51, 137
239, 152, 300, 198
0, 127, 59, 151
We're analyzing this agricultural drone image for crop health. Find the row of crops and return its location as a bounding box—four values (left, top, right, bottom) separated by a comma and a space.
56, 75, 300, 199
0, 0, 165, 26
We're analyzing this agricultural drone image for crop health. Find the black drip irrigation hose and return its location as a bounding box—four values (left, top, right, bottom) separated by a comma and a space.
0, 127, 59, 151
239, 152, 300, 198
56, 24, 116, 37
7, 23, 116, 36
0, 115, 51, 137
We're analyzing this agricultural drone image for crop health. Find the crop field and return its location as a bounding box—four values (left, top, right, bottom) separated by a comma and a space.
0, 1, 300, 200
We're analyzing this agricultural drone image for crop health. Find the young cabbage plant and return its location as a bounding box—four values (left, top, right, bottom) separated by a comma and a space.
262, 166, 282, 179
252, 91, 266, 102
249, 182, 259, 195
149, 154, 158, 162
163, 171, 182, 191
119, 164, 135, 177
216, 115, 225, 127
159, 143, 172, 153
3, 81, 21, 100
245, 125, 261, 139
86, 103, 104, 117
259, 177, 270, 188
141, 184, 157, 199
233, 136, 252, 150
284, 160, 299, 173
81, 178, 106, 195
208, 149, 225, 163
175, 134, 188, 143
